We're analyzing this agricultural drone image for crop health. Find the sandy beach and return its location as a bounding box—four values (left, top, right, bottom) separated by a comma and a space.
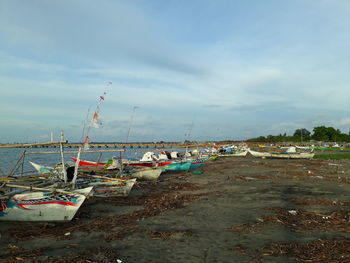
1, 154, 349, 262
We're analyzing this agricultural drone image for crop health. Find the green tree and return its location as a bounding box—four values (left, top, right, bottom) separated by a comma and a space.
311, 126, 341, 142
293, 128, 311, 139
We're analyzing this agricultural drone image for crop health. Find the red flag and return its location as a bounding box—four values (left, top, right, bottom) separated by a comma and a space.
90, 112, 102, 128
83, 136, 90, 150
84, 136, 90, 144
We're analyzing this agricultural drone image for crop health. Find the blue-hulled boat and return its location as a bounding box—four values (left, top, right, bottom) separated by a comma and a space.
163, 162, 191, 171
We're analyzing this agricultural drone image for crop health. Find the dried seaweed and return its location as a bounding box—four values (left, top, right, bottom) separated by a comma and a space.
291, 197, 350, 207
1, 245, 120, 263
261, 238, 350, 263
229, 207, 350, 233
262, 207, 350, 233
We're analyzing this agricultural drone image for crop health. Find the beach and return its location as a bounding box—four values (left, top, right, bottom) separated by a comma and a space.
1, 154, 349, 262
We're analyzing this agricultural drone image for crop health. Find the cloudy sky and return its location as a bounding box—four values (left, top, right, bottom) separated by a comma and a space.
1, 0, 350, 143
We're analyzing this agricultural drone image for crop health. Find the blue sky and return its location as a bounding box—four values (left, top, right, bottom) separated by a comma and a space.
1, 0, 350, 143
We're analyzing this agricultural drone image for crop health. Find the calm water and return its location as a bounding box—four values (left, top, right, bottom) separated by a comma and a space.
0, 146, 181, 177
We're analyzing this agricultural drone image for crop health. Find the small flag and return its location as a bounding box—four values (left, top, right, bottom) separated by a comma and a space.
83, 136, 90, 150
90, 112, 102, 128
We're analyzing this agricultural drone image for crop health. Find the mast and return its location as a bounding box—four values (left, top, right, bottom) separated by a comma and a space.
82, 81, 111, 150
185, 122, 194, 159
125, 106, 139, 144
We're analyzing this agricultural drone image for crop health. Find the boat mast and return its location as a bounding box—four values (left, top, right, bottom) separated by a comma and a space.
82, 81, 111, 150
185, 122, 194, 159
125, 106, 139, 144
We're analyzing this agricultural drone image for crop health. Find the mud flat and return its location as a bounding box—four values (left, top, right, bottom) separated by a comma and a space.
1, 155, 349, 262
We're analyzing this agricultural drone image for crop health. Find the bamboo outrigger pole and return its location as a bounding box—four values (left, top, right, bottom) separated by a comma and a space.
71, 146, 82, 189
4, 183, 92, 197
59, 142, 67, 183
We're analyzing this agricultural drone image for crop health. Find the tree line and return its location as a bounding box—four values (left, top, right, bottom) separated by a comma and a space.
247, 126, 350, 143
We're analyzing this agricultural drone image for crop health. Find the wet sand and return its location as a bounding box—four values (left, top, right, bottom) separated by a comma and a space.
1, 155, 350, 262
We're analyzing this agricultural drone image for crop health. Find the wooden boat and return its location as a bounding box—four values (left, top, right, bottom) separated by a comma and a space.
71, 157, 171, 168
88, 178, 137, 197
128, 167, 162, 181
0, 186, 93, 222
248, 150, 272, 158
266, 152, 315, 159
249, 150, 314, 159
124, 160, 172, 168
187, 158, 205, 169
71, 157, 106, 167
218, 150, 248, 157
163, 162, 191, 172
190, 162, 202, 169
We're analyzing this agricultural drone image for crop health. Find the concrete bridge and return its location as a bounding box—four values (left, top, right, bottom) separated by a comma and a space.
0, 141, 206, 149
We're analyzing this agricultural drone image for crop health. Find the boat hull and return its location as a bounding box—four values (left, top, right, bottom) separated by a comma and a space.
71, 157, 171, 168
0, 187, 93, 222
218, 151, 248, 157
129, 168, 162, 181
163, 162, 191, 171
249, 150, 314, 159
89, 178, 137, 197
248, 150, 272, 158
266, 153, 315, 159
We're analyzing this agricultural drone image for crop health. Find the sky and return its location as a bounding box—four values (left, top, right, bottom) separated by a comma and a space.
1, 0, 350, 143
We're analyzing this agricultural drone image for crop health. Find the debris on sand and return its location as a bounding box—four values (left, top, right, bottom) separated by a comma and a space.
262, 207, 350, 233
229, 207, 350, 233
291, 197, 350, 207
261, 238, 350, 263
228, 221, 264, 234
3, 245, 120, 263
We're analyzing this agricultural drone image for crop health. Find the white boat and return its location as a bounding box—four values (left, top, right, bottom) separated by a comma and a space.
0, 186, 93, 222
218, 150, 248, 157
249, 150, 314, 159
248, 150, 272, 158
267, 152, 315, 159
128, 167, 163, 181
88, 178, 137, 197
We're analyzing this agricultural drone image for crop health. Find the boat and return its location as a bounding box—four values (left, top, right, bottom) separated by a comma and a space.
0, 186, 93, 222
71, 157, 106, 167
127, 167, 162, 181
267, 152, 315, 159
163, 162, 192, 172
248, 150, 314, 159
71, 157, 171, 168
248, 150, 272, 158
190, 162, 202, 169
88, 178, 137, 197
218, 150, 248, 157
